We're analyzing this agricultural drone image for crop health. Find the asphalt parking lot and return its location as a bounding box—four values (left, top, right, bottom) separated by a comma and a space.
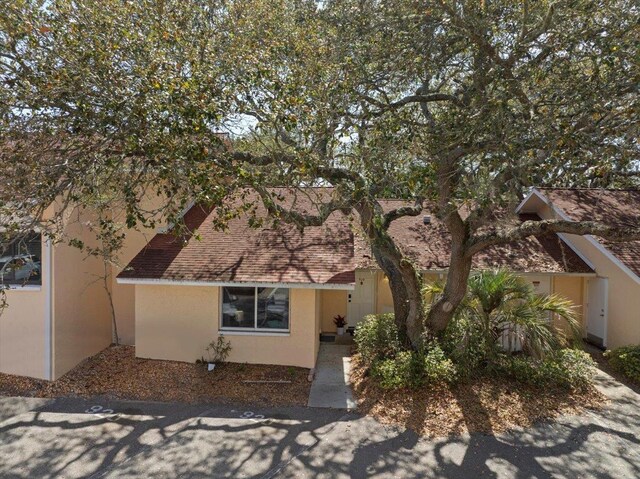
1, 370, 640, 478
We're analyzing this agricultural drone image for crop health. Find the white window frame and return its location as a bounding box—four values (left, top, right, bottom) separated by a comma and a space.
219, 286, 291, 333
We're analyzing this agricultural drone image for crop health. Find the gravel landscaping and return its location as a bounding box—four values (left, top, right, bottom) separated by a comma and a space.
350, 353, 607, 437
0, 345, 311, 406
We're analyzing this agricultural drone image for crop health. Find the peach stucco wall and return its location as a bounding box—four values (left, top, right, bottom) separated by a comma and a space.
320, 290, 348, 333
110, 193, 168, 346
0, 237, 49, 379
314, 290, 321, 359
533, 201, 640, 349
53, 207, 113, 379
135, 285, 320, 369
110, 225, 158, 346
552, 276, 586, 335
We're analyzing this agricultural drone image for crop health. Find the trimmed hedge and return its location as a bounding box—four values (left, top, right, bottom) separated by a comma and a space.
371, 345, 457, 390
499, 349, 595, 390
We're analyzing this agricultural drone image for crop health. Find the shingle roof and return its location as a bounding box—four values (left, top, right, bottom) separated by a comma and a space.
119, 190, 593, 284
535, 188, 640, 277
354, 201, 592, 274
119, 189, 356, 285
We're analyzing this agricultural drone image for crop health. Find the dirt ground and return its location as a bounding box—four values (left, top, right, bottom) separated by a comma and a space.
0, 345, 311, 406
350, 354, 607, 437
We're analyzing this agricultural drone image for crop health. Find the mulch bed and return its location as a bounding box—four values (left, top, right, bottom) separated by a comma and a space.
0, 345, 311, 406
350, 354, 607, 438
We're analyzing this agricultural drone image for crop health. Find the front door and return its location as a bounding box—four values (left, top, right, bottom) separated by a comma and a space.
587, 277, 608, 347
347, 271, 376, 328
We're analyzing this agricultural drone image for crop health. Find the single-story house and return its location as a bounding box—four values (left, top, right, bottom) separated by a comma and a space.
2, 187, 638, 379
116, 188, 621, 370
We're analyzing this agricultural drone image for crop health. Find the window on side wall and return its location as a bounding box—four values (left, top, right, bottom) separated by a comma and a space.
221, 286, 290, 332
0, 233, 42, 286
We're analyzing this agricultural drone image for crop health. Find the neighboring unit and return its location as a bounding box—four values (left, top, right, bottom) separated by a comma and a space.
518, 188, 640, 349
0, 200, 160, 380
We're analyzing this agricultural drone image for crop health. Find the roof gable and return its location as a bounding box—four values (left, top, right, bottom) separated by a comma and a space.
119, 190, 356, 286
520, 188, 640, 279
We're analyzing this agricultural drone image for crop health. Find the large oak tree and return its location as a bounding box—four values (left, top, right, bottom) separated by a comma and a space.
1, 0, 639, 346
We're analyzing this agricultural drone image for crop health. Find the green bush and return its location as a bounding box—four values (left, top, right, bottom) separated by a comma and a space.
441, 314, 488, 374
604, 346, 640, 383
499, 349, 595, 389
371, 344, 457, 390
354, 313, 401, 365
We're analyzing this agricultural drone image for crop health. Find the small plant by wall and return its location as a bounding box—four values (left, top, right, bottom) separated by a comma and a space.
197, 337, 232, 364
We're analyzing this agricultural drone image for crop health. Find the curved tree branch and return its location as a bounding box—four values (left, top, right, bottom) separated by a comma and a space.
467, 218, 640, 257
382, 198, 424, 230
253, 186, 351, 229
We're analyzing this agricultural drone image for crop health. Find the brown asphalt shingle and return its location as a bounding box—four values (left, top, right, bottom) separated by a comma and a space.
119, 189, 355, 285
536, 188, 640, 277
354, 201, 592, 274
119, 189, 593, 284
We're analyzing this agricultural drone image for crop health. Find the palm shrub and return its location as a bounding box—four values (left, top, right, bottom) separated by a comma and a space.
428, 269, 582, 374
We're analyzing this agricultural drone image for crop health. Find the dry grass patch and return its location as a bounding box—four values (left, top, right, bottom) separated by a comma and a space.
350, 354, 607, 438
0, 345, 310, 406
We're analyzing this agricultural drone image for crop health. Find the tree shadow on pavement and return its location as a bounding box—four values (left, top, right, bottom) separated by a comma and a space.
1, 387, 640, 479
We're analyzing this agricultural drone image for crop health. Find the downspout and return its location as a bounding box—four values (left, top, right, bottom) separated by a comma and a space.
44, 238, 54, 380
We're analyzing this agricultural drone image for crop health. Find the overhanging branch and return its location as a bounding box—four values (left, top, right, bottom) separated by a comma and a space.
382, 198, 424, 230
467, 219, 640, 257
253, 186, 351, 229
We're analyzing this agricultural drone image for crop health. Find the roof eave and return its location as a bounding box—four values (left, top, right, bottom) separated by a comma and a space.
116, 277, 355, 290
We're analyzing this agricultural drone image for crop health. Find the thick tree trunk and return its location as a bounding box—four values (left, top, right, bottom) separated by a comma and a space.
426, 217, 473, 334
371, 238, 426, 348
358, 200, 426, 349
426, 248, 472, 333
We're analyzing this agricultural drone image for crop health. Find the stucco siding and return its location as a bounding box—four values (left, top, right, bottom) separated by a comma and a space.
314, 290, 321, 361
535, 202, 640, 349
0, 288, 47, 379
111, 193, 168, 346
53, 208, 113, 379
552, 276, 586, 335
135, 285, 319, 369
560, 235, 640, 348
135, 284, 218, 363
375, 272, 394, 314
320, 290, 348, 333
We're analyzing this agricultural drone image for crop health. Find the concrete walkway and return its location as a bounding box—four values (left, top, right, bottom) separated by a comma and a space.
307, 344, 357, 409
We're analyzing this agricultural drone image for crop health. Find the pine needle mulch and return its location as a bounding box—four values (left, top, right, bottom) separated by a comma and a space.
350, 354, 607, 438
0, 345, 311, 406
